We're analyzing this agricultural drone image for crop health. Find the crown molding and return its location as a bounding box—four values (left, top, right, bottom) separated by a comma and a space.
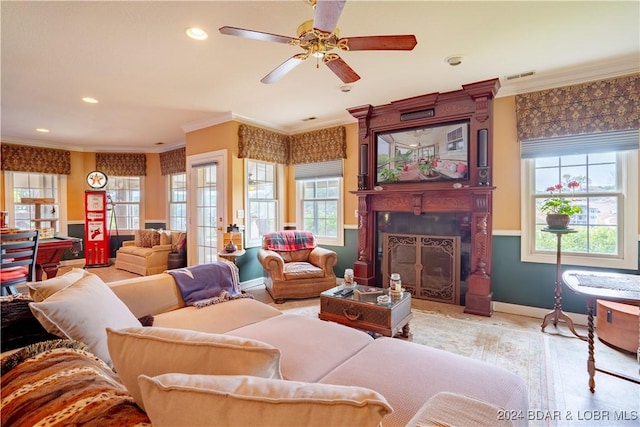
181, 112, 233, 133
498, 53, 639, 97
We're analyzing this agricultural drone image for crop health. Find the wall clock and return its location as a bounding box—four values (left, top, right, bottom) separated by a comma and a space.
86, 170, 108, 189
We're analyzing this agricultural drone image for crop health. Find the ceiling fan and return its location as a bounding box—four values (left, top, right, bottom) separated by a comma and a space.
219, 0, 417, 84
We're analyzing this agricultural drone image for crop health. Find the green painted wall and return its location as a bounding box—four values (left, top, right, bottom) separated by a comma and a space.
491, 236, 640, 315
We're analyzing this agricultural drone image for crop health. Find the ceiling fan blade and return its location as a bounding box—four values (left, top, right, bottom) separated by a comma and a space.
219, 26, 296, 45
339, 35, 417, 51
324, 54, 360, 84
313, 0, 346, 34
261, 55, 306, 84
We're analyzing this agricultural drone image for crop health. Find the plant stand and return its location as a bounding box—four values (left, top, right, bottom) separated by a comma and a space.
540, 227, 587, 340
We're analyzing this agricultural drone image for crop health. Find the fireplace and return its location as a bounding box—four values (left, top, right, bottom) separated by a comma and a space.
348, 79, 500, 316
382, 231, 462, 304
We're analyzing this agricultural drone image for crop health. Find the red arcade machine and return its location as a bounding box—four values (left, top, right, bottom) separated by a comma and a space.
84, 171, 111, 267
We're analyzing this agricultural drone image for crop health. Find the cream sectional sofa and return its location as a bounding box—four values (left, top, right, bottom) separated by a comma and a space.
3, 270, 528, 426
107, 273, 529, 426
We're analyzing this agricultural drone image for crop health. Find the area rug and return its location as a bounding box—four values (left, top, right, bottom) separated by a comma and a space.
273, 299, 555, 421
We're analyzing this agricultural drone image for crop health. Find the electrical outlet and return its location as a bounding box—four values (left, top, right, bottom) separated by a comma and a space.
354, 209, 358, 218
237, 209, 244, 219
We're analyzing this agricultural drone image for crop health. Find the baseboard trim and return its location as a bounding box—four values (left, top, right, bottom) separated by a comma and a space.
493, 301, 588, 327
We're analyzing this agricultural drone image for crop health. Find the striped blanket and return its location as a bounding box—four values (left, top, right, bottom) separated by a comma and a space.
263, 230, 316, 251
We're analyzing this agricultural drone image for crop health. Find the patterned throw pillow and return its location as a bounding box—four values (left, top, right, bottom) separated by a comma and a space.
1, 339, 150, 425
134, 230, 161, 248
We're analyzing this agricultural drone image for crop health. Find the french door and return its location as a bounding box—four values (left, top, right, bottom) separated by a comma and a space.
186, 150, 227, 266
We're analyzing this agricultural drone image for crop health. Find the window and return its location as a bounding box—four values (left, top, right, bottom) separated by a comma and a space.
5, 172, 66, 232
106, 176, 142, 232
246, 160, 280, 247
295, 160, 344, 246
521, 150, 637, 269
168, 173, 186, 231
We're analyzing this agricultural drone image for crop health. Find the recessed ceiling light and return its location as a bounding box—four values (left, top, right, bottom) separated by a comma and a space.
82, 97, 99, 104
445, 55, 463, 66
302, 116, 317, 122
185, 27, 208, 40
36, 128, 50, 133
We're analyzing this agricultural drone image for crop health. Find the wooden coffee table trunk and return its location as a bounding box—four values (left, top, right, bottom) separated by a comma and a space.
319, 285, 412, 338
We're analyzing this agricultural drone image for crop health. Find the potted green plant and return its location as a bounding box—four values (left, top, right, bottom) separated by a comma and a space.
540, 181, 582, 229
379, 166, 402, 183
418, 160, 437, 178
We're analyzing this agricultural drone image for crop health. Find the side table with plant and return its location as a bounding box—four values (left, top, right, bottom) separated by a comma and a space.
540, 181, 582, 229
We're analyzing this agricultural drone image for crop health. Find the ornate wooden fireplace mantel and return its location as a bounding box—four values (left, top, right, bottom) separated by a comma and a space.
348, 78, 500, 316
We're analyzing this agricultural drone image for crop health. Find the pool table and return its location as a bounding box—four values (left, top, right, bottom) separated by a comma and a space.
36, 236, 83, 281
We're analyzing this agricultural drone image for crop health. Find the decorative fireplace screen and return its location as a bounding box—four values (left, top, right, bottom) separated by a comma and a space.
382, 233, 461, 304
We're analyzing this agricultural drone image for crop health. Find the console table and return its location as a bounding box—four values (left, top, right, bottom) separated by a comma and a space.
562, 270, 640, 393
540, 228, 586, 340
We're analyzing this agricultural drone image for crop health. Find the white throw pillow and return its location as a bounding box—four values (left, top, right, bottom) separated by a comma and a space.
29, 273, 141, 365
138, 374, 393, 427
26, 268, 89, 302
106, 327, 282, 411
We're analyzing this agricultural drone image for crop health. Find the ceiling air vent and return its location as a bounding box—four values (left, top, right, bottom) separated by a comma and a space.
505, 71, 536, 81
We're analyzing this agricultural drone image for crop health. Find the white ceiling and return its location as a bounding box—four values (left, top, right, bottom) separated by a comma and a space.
2, 1, 638, 153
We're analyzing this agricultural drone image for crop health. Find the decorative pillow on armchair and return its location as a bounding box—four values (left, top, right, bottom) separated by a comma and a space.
138, 374, 393, 427
134, 229, 161, 248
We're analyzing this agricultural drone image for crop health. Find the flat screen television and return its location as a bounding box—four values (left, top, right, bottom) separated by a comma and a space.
375, 120, 470, 184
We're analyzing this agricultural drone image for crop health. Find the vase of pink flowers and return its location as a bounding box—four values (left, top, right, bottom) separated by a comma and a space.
540, 181, 582, 229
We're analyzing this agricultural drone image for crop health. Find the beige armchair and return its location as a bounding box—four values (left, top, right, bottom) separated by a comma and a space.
257, 230, 338, 303
115, 230, 186, 276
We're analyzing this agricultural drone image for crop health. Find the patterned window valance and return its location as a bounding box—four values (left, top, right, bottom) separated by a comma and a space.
238, 124, 289, 164
159, 147, 186, 175
289, 126, 346, 164
1, 144, 71, 174
516, 74, 640, 142
96, 153, 146, 176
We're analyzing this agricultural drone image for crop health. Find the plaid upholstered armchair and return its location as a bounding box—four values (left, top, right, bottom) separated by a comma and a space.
257, 230, 338, 303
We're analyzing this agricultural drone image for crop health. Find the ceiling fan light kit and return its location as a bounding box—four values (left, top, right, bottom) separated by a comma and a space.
219, 0, 417, 84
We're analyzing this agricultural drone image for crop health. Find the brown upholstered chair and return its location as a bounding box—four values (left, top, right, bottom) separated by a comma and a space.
257, 230, 338, 303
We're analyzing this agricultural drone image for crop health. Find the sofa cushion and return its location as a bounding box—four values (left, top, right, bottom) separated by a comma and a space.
108, 272, 185, 318
26, 267, 89, 302
138, 373, 392, 427
227, 313, 373, 383
283, 261, 325, 279
116, 245, 155, 257
406, 391, 513, 427
134, 229, 161, 248
153, 298, 282, 333
0, 339, 149, 425
28, 272, 142, 366
318, 337, 529, 427
107, 326, 283, 411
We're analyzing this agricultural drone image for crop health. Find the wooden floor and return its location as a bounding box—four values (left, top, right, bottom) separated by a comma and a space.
57, 265, 640, 425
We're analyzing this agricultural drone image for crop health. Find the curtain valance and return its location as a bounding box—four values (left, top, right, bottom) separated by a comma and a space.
238, 125, 289, 164
289, 126, 346, 164
96, 153, 146, 176
516, 74, 640, 142
159, 147, 186, 175
1, 144, 71, 174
